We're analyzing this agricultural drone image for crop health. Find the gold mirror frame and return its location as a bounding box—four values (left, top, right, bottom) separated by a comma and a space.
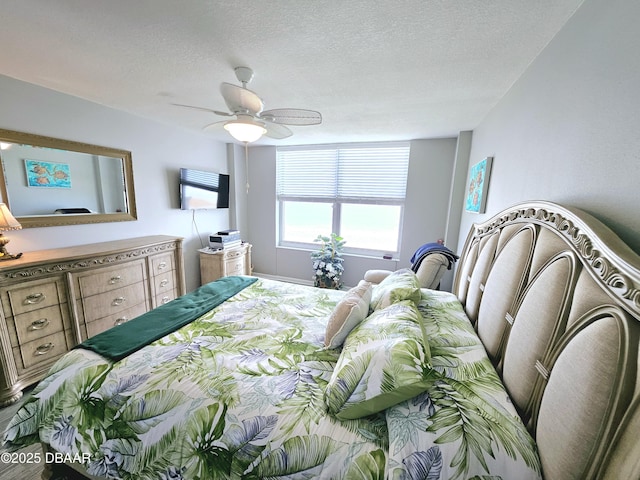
0, 128, 137, 228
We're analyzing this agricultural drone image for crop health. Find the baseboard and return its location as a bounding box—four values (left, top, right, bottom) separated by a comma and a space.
252, 272, 313, 286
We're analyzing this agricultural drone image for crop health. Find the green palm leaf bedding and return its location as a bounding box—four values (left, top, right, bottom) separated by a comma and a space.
3, 278, 387, 479
3, 277, 541, 480
386, 289, 542, 480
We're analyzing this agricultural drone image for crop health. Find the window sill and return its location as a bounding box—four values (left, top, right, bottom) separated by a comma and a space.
276, 245, 400, 262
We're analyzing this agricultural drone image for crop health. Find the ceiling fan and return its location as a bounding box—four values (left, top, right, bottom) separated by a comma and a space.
174, 66, 322, 143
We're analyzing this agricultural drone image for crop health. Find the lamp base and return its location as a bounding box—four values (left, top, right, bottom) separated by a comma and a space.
0, 233, 22, 261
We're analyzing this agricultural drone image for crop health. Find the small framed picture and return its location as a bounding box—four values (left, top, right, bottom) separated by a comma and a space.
465, 156, 492, 213
25, 160, 72, 188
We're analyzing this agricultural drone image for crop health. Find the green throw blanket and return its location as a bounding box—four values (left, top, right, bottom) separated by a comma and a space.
78, 275, 258, 361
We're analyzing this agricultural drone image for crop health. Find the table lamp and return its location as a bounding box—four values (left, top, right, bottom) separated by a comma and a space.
0, 203, 22, 260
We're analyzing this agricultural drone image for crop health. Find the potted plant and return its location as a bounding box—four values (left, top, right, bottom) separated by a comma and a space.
311, 233, 345, 289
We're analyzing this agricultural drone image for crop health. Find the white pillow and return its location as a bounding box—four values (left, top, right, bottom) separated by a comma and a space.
324, 280, 372, 348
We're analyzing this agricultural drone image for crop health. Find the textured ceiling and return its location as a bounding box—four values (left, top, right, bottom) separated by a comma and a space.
0, 0, 584, 145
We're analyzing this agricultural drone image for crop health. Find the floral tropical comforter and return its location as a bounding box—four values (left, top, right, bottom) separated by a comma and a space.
3, 278, 541, 480
386, 289, 542, 480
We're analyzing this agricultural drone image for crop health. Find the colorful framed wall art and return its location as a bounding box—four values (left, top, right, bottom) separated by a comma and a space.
465, 156, 492, 213
25, 160, 72, 188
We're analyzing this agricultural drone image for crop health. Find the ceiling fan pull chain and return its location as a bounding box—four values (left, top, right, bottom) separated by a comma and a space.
245, 142, 250, 194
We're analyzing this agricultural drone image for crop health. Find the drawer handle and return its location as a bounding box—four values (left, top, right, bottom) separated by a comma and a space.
109, 275, 122, 284
114, 316, 128, 326
161, 296, 170, 304
112, 296, 126, 306
157, 261, 167, 270
160, 279, 169, 287
29, 318, 50, 331
25, 293, 46, 304
35, 343, 54, 355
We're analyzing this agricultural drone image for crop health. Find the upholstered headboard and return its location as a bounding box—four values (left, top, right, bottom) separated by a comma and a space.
452, 201, 640, 480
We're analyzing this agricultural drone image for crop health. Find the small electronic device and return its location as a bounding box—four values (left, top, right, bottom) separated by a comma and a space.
208, 231, 242, 250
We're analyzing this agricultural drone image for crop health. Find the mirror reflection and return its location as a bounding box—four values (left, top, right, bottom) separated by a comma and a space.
0, 129, 137, 228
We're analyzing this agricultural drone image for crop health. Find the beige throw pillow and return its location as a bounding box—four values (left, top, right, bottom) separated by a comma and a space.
325, 280, 373, 348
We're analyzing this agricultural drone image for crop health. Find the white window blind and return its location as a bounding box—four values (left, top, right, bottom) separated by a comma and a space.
276, 149, 337, 198
277, 143, 410, 201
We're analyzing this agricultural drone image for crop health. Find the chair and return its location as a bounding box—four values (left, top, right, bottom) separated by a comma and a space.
364, 243, 458, 290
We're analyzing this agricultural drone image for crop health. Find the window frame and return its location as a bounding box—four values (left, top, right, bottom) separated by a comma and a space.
276, 142, 409, 257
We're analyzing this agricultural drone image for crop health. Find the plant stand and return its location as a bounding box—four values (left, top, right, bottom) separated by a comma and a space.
314, 275, 342, 290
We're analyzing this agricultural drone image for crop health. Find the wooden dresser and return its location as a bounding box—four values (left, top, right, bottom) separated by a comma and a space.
199, 243, 252, 285
0, 235, 184, 406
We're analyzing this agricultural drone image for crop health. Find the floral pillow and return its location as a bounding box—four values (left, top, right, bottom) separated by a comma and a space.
324, 300, 433, 419
369, 268, 421, 312
325, 280, 373, 348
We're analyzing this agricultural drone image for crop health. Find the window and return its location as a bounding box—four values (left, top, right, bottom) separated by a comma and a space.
276, 142, 410, 255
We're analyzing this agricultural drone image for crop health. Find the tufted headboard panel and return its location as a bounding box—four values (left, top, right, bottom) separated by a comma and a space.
453, 201, 640, 480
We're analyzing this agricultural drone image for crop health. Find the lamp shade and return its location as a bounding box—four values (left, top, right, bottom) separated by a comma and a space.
0, 203, 21, 231
224, 119, 267, 143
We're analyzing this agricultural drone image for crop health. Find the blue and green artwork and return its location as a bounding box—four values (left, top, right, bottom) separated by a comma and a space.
465, 157, 492, 213
25, 160, 72, 188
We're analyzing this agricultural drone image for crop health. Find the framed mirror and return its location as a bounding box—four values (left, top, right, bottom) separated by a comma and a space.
0, 128, 137, 228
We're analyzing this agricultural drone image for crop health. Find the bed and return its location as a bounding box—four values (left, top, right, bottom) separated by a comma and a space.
3, 200, 640, 479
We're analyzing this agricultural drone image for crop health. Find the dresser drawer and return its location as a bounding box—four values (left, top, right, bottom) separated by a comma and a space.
155, 290, 177, 307
153, 272, 175, 295
7, 281, 64, 316
224, 248, 245, 261
77, 260, 146, 297
225, 257, 245, 275
17, 331, 70, 369
13, 304, 65, 346
82, 282, 148, 322
151, 253, 175, 276
85, 302, 148, 337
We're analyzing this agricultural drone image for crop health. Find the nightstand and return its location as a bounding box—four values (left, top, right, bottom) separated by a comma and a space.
199, 243, 252, 285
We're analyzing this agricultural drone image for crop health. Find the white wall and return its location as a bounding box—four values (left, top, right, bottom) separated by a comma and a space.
458, 0, 640, 254
245, 139, 458, 287
227, 143, 249, 236
0, 75, 230, 292
7, 0, 635, 297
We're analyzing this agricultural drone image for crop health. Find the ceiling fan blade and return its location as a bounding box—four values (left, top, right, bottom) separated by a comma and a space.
259, 108, 322, 126
171, 103, 231, 117
263, 121, 292, 139
220, 82, 264, 115
202, 120, 227, 132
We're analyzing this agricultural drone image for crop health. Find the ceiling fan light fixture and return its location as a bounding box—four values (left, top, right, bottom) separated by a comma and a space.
224, 119, 266, 143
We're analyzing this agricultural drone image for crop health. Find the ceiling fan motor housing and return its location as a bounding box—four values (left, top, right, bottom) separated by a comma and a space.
234, 66, 254, 85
